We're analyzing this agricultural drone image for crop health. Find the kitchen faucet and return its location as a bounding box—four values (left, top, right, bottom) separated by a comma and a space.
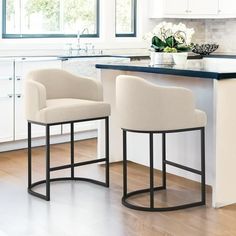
77, 28, 89, 49
67, 28, 96, 55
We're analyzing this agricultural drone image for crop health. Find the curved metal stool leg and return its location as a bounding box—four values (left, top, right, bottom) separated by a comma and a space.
27, 117, 110, 201
121, 128, 206, 212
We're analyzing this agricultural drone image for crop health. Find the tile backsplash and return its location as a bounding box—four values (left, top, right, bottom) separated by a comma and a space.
205, 19, 236, 52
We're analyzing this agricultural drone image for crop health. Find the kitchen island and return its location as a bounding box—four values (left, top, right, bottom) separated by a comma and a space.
96, 58, 236, 208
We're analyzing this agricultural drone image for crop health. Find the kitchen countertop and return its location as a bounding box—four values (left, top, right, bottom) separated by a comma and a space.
96, 59, 236, 80
1, 52, 236, 62
0, 53, 149, 60
0, 52, 206, 60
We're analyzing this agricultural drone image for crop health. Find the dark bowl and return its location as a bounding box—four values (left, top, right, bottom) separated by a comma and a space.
192, 44, 219, 56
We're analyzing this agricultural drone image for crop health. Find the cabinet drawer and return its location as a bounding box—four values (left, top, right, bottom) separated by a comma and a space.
0, 77, 14, 97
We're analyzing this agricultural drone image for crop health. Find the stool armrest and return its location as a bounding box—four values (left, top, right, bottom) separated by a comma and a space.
25, 80, 46, 121
65, 74, 103, 101
26, 69, 103, 101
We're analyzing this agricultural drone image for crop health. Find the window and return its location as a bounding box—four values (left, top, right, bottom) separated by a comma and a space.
2, 0, 99, 38
115, 0, 137, 37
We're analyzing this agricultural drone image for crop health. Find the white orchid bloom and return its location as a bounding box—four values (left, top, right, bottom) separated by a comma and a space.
143, 21, 195, 48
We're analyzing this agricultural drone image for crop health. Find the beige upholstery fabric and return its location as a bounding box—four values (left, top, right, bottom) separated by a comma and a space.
25, 69, 110, 124
116, 75, 207, 131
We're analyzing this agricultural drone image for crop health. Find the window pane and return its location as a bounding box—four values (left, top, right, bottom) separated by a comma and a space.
5, 0, 21, 34
3, 0, 98, 37
116, 0, 136, 36
63, 0, 97, 34
23, 0, 60, 33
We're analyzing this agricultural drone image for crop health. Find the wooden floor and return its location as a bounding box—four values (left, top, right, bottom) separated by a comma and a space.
0, 139, 236, 236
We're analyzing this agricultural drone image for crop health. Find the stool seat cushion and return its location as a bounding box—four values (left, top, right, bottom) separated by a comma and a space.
35, 98, 110, 124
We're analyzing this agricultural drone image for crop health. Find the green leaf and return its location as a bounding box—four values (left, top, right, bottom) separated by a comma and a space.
151, 44, 164, 52
176, 44, 191, 52
152, 36, 166, 48
165, 36, 177, 48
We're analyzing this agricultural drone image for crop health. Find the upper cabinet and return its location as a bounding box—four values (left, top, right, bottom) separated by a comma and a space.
164, 0, 188, 15
218, 0, 236, 15
149, 0, 236, 18
188, 0, 218, 15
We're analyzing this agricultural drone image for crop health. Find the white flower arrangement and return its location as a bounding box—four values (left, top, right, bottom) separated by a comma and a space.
144, 22, 195, 53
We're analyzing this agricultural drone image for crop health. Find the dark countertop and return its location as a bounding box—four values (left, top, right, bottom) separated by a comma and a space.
95, 59, 236, 80
205, 53, 236, 59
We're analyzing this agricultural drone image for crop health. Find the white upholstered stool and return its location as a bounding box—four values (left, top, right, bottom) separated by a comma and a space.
116, 75, 207, 211
25, 69, 110, 201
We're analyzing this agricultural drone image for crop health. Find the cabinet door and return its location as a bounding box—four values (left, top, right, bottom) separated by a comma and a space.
188, 0, 218, 15
149, 0, 164, 18
14, 59, 62, 140
0, 96, 14, 142
219, 0, 236, 15
0, 61, 14, 142
164, 0, 188, 15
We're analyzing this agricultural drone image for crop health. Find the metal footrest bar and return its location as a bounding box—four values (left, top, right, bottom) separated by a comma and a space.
28, 177, 108, 201
122, 127, 206, 212
28, 189, 49, 201
164, 160, 202, 175
50, 158, 107, 172
122, 187, 205, 212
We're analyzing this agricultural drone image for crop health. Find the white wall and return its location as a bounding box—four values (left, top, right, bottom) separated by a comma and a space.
0, 0, 235, 54
0, 0, 149, 55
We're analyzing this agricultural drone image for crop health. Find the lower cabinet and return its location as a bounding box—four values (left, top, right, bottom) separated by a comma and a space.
0, 60, 14, 142
0, 96, 14, 142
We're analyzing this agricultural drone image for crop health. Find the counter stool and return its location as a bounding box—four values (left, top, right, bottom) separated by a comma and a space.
116, 75, 207, 211
25, 69, 110, 201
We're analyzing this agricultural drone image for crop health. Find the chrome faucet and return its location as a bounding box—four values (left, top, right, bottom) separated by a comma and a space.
77, 28, 89, 49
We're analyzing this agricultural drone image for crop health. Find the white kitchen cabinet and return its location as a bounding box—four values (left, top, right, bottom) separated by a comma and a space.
14, 58, 62, 140
149, 0, 164, 18
188, 0, 218, 15
150, 0, 220, 18
164, 0, 188, 15
0, 60, 14, 142
218, 0, 236, 15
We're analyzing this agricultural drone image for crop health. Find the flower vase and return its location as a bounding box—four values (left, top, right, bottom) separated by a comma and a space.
172, 53, 188, 66
150, 52, 174, 65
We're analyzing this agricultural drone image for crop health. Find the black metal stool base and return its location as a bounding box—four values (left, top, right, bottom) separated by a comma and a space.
122, 187, 205, 212
122, 127, 206, 212
27, 116, 110, 201
28, 177, 108, 201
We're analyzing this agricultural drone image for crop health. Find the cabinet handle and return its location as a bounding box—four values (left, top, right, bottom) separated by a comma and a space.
0, 77, 12, 80
188, 10, 192, 13
0, 94, 13, 99
218, 9, 221, 13
16, 76, 22, 81
16, 94, 22, 98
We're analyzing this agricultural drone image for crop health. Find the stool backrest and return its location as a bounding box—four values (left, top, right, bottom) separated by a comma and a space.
26, 69, 103, 101
116, 75, 196, 131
